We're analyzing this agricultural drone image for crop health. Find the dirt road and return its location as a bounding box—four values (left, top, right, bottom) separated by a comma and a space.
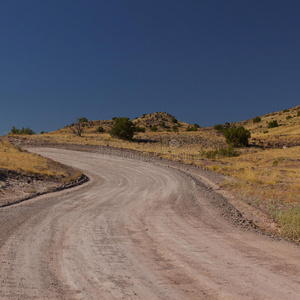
0, 148, 299, 299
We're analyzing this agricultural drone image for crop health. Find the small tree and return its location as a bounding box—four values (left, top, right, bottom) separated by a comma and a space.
224, 126, 251, 147
194, 123, 200, 128
11, 126, 20, 134
110, 117, 135, 140
72, 118, 84, 137
150, 125, 158, 132
79, 117, 88, 123
268, 120, 278, 128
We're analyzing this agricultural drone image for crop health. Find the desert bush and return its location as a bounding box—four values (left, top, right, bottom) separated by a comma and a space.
268, 120, 279, 128
194, 123, 200, 128
160, 122, 166, 127
204, 146, 239, 159
135, 126, 146, 133
286, 115, 292, 120
297, 111, 300, 117
263, 130, 269, 134
253, 117, 261, 123
150, 126, 158, 132
110, 117, 135, 140
186, 127, 198, 131
283, 109, 290, 113
223, 126, 251, 147
97, 126, 104, 133
142, 114, 147, 117
213, 124, 224, 132
79, 117, 88, 123
171, 117, 178, 123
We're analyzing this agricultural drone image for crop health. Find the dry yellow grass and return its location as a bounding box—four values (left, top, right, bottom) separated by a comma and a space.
0, 140, 81, 181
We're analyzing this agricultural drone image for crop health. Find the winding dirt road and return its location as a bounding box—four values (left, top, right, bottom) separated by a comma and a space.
0, 148, 299, 299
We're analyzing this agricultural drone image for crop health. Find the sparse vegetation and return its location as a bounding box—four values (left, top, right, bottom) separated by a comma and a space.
97, 126, 104, 133
283, 109, 290, 113
203, 146, 239, 159
171, 117, 178, 123
186, 126, 198, 132
194, 123, 200, 128
253, 117, 261, 123
268, 120, 279, 128
79, 117, 88, 123
10, 126, 35, 135
286, 115, 292, 120
135, 126, 146, 133
213, 124, 224, 132
150, 126, 158, 132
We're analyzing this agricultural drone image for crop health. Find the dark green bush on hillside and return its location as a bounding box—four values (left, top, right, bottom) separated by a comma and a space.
110, 117, 135, 140
223, 126, 251, 147
253, 117, 261, 123
268, 120, 279, 128
186, 126, 198, 131
213, 124, 224, 132
283, 109, 289, 113
194, 123, 200, 128
150, 126, 158, 132
97, 126, 104, 133
171, 117, 178, 123
297, 111, 300, 117
135, 126, 146, 133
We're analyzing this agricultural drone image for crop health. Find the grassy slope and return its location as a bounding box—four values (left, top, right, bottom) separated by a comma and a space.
0, 140, 82, 182
7, 106, 300, 241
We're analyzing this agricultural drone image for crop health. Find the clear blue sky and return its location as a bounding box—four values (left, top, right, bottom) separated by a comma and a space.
1, 0, 299, 135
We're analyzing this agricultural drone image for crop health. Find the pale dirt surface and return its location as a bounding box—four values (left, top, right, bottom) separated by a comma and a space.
0, 148, 300, 300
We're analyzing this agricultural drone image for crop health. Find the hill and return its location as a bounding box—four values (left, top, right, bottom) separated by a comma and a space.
5, 105, 300, 242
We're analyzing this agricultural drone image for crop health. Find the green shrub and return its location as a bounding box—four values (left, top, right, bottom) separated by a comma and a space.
171, 117, 178, 123
142, 114, 147, 117
194, 123, 200, 128
135, 126, 146, 133
263, 130, 269, 134
223, 126, 251, 147
286, 115, 292, 120
10, 126, 20, 134
11, 126, 35, 135
177, 123, 182, 127
268, 120, 279, 128
253, 117, 261, 123
297, 111, 300, 117
186, 127, 198, 131
150, 126, 158, 132
213, 124, 224, 132
79, 117, 88, 123
97, 126, 104, 133
160, 122, 166, 127
283, 109, 290, 113
110, 117, 135, 140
